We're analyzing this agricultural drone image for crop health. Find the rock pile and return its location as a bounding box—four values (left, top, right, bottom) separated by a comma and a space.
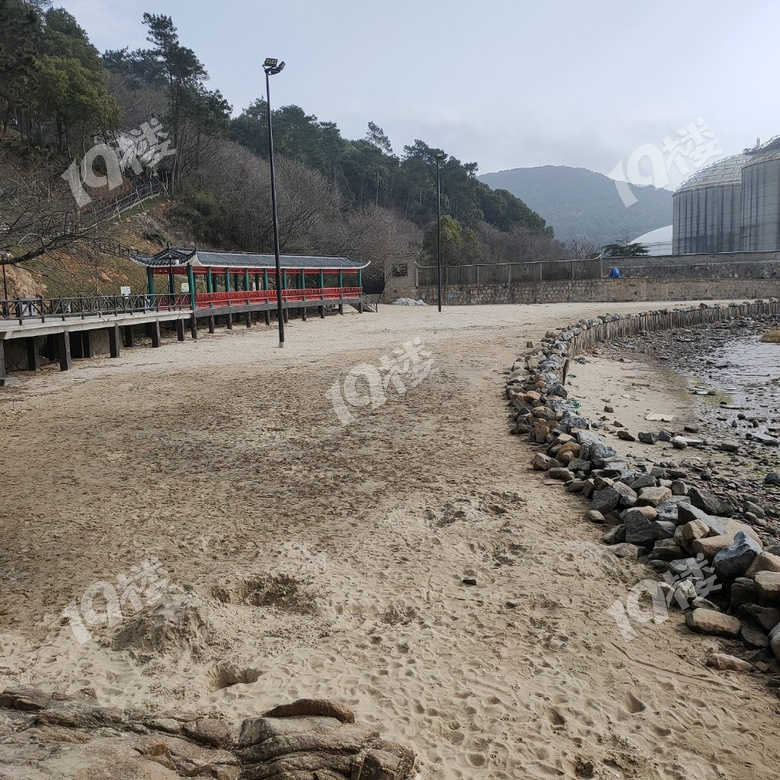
0, 689, 416, 780
507, 309, 780, 676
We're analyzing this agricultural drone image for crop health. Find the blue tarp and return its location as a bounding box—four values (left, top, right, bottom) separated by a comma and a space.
608, 267, 622, 278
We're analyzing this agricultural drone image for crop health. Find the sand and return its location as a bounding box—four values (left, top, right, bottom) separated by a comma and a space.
1, 301, 779, 779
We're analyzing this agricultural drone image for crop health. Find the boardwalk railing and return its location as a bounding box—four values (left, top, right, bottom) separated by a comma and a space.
1, 286, 365, 325
417, 259, 605, 287
0, 293, 190, 325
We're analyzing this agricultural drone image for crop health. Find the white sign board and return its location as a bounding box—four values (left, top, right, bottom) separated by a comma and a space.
120, 286, 131, 296
180, 282, 190, 293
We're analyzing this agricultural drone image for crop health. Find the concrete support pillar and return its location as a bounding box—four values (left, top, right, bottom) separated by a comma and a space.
190, 315, 198, 340
123, 326, 135, 348
81, 331, 94, 358
57, 331, 71, 370
319, 306, 325, 319
0, 338, 6, 386
245, 312, 252, 328
108, 325, 121, 359
175, 319, 185, 341
26, 338, 41, 371
302, 307, 307, 322
226, 313, 233, 330
264, 309, 270, 326
339, 304, 344, 315
150, 321, 161, 348
208, 315, 215, 334
283, 307, 288, 324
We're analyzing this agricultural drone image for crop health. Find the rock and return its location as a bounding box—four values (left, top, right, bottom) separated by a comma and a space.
755, 572, 780, 607
689, 487, 733, 517
730, 578, 758, 612
685, 609, 742, 638
532, 453, 554, 471
604, 405, 614, 413
602, 525, 626, 545
713, 532, 762, 578
671, 437, 689, 450
462, 577, 477, 586
649, 539, 686, 562
677, 502, 723, 532
591, 487, 621, 514
638, 432, 658, 444
0, 685, 51, 712
765, 473, 780, 486
610, 543, 640, 559
652, 521, 677, 539
746, 552, 780, 578
35, 701, 124, 729
617, 430, 636, 441
585, 510, 605, 524
624, 508, 662, 546
739, 604, 780, 631
693, 534, 736, 561
637, 486, 672, 507
630, 474, 657, 491
505, 600, 521, 608
719, 441, 741, 452
547, 467, 574, 482
183, 719, 232, 749
680, 519, 710, 547
706, 653, 753, 672
771, 623, 780, 661
671, 480, 689, 496
740, 623, 770, 649
576, 431, 618, 466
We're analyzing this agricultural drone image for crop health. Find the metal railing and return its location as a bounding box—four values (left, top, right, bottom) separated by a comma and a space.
417, 258, 605, 287
0, 293, 190, 325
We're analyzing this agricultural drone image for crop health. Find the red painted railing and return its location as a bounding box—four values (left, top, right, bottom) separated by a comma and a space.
194, 287, 362, 308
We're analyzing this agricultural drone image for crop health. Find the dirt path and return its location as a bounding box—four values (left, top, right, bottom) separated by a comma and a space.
1, 302, 778, 779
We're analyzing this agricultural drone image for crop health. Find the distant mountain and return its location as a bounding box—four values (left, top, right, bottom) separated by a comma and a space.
478, 165, 673, 246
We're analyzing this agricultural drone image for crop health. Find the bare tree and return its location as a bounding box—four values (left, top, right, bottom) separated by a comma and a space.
564, 235, 602, 259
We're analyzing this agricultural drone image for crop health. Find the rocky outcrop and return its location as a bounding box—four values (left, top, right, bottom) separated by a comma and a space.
0, 691, 416, 780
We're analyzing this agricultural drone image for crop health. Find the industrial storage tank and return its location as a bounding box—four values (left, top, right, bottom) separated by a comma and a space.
672, 153, 747, 254
741, 137, 780, 251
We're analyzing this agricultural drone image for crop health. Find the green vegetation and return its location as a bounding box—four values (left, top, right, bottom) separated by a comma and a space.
602, 242, 649, 257
1, 2, 559, 292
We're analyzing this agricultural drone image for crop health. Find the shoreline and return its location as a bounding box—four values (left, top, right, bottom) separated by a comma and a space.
4, 301, 780, 779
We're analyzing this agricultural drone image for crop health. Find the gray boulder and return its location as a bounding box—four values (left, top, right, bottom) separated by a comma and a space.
713, 532, 761, 579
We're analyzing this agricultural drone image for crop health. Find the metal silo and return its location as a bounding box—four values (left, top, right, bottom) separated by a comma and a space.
741, 137, 780, 251
673, 154, 747, 254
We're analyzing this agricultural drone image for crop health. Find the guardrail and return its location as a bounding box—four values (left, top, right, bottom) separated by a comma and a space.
0, 293, 190, 325
194, 287, 363, 308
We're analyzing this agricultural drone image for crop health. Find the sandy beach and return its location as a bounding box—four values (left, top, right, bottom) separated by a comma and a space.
2, 301, 780, 779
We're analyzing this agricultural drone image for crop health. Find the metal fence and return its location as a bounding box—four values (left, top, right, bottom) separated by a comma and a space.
0, 293, 190, 325
417, 258, 605, 287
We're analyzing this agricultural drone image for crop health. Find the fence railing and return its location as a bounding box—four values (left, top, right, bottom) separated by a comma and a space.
0, 293, 190, 325
417, 258, 605, 287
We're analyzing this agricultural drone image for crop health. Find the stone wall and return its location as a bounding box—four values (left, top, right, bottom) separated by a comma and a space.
415, 277, 780, 307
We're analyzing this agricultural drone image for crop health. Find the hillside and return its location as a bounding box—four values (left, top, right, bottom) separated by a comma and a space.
478, 165, 673, 245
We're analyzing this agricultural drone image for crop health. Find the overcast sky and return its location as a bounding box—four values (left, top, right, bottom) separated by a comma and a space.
57, 0, 780, 182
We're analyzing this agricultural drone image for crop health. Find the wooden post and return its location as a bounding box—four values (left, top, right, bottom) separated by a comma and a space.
339, 304, 343, 315
208, 315, 215, 334
319, 306, 325, 319
57, 331, 72, 370
283, 307, 288, 324
264, 309, 270, 325
108, 325, 120, 358
226, 312, 233, 329
123, 325, 135, 348
190, 314, 198, 339
0, 338, 5, 385
175, 319, 185, 341
207, 268, 213, 293
150, 320, 161, 348
245, 311, 252, 328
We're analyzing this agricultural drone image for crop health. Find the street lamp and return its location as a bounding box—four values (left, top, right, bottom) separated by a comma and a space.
434, 151, 447, 312
263, 57, 286, 347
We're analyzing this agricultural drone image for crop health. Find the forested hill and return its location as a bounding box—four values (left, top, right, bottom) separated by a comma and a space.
0, 2, 564, 295
478, 165, 673, 245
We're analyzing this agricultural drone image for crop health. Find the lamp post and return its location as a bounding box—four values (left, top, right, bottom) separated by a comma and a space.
263, 57, 286, 347
434, 151, 446, 312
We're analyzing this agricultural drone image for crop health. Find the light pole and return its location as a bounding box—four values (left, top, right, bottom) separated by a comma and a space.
435, 151, 446, 312
263, 57, 286, 347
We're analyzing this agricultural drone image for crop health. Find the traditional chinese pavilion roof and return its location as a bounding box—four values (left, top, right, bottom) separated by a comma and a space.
131, 248, 369, 271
